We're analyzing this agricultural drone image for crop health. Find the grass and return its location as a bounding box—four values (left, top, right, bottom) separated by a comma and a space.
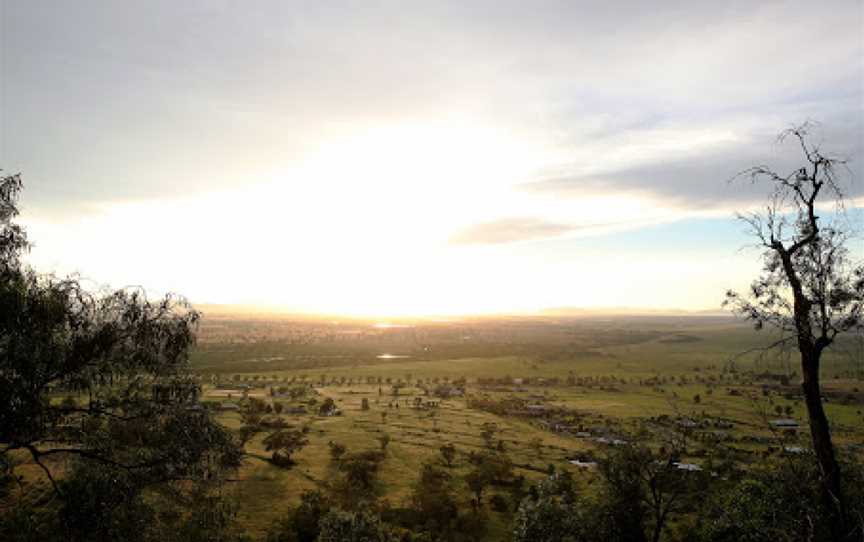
24, 316, 864, 541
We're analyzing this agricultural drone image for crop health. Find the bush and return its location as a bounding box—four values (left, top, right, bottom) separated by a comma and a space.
317, 508, 398, 542
693, 455, 864, 542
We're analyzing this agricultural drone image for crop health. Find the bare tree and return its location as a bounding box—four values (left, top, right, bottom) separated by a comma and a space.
725, 124, 863, 540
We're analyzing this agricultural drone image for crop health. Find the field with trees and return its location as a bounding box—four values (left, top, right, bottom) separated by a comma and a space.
190, 313, 864, 539
3, 125, 864, 541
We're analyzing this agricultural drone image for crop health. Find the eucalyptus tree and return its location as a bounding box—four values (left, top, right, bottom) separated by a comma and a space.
0, 173, 242, 540
725, 125, 863, 540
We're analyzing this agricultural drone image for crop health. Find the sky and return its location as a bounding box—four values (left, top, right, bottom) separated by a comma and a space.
1, 0, 862, 316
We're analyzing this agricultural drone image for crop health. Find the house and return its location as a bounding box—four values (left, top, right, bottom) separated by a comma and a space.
219, 402, 240, 411
673, 462, 703, 472
433, 385, 465, 398
595, 437, 628, 446
769, 419, 799, 428
570, 460, 598, 469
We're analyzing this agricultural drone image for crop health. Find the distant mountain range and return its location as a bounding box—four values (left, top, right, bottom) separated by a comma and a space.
538, 306, 731, 317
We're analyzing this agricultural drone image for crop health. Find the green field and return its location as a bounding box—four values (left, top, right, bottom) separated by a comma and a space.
190, 314, 864, 539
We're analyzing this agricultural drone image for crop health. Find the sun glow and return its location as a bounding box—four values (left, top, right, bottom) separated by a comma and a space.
21, 120, 760, 317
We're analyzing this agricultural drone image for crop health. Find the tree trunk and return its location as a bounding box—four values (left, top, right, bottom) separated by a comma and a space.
801, 348, 851, 540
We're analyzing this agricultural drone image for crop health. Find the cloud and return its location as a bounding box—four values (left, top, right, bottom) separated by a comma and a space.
449, 218, 575, 245
448, 216, 658, 245
4, 0, 862, 213
521, 115, 864, 210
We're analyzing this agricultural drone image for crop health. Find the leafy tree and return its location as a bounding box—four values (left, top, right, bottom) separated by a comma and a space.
480, 422, 498, 449
0, 174, 241, 481
694, 455, 864, 542
319, 397, 338, 416
330, 450, 386, 510
410, 462, 459, 537
489, 494, 509, 514
469, 450, 514, 486
316, 508, 398, 542
439, 443, 456, 468
238, 397, 269, 445
513, 473, 584, 542
529, 437, 544, 457
465, 469, 487, 512
725, 125, 864, 538
0, 174, 244, 538
596, 444, 702, 542
262, 428, 308, 467
266, 490, 331, 542
377, 433, 391, 453
0, 173, 27, 267
329, 441, 347, 463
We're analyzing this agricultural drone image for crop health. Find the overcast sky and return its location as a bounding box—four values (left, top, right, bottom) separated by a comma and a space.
1, 1, 862, 315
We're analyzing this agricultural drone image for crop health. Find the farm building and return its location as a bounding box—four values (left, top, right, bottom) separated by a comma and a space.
769, 419, 799, 428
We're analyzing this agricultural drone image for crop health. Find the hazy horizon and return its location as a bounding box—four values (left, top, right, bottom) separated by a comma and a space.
191, 301, 735, 320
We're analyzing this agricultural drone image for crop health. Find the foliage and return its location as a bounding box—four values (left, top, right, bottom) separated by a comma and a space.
479, 422, 498, 449
693, 455, 864, 542
319, 398, 338, 416
596, 444, 706, 542
513, 473, 584, 542
377, 433, 391, 453
439, 443, 456, 468
410, 462, 459, 537
316, 508, 398, 542
724, 124, 863, 538
328, 441, 347, 463
263, 428, 309, 467
0, 173, 27, 268
266, 490, 332, 542
329, 450, 386, 510
0, 175, 243, 540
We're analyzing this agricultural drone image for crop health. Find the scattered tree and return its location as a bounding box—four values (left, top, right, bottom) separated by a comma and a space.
440, 443, 457, 468
480, 422, 498, 449
319, 397, 338, 416
513, 473, 583, 542
262, 428, 309, 468
329, 441, 347, 463
316, 508, 397, 542
377, 433, 391, 453
411, 462, 459, 537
